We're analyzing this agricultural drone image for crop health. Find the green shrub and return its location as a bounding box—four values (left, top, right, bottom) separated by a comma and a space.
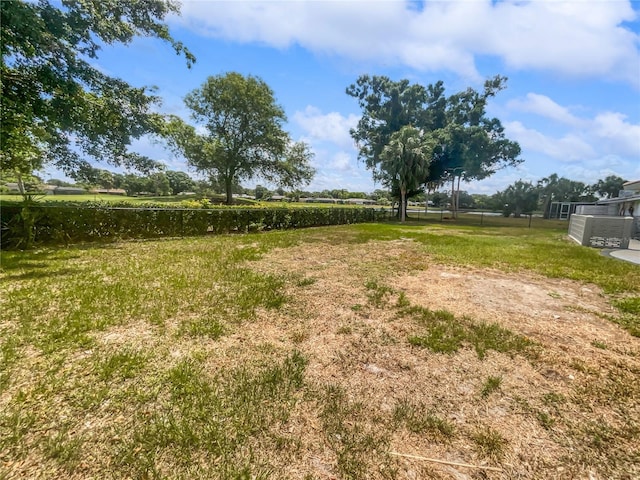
0, 202, 382, 248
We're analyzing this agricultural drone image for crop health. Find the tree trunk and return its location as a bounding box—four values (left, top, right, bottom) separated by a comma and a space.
456, 175, 462, 217
224, 175, 233, 205
400, 186, 407, 222
17, 174, 25, 197
451, 175, 456, 219
425, 186, 429, 213
542, 195, 552, 219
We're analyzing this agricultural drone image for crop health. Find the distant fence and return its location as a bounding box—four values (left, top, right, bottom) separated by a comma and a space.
384, 208, 565, 229
0, 204, 383, 248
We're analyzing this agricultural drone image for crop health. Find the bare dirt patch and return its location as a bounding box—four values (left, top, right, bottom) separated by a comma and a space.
244, 238, 640, 479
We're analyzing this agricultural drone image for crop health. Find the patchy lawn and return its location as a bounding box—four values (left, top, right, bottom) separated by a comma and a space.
1, 223, 638, 479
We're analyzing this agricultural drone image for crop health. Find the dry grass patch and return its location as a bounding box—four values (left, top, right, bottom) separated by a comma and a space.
1, 225, 638, 479
247, 235, 639, 479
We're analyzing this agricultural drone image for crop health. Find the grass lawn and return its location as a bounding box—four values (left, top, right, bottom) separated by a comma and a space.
0, 194, 258, 205
1, 222, 639, 479
1, 194, 370, 208
1, 194, 175, 204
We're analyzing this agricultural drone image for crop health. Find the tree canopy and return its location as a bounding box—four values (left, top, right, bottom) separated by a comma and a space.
537, 174, 597, 217
1, 0, 194, 185
164, 72, 315, 204
347, 75, 521, 217
592, 175, 626, 199
496, 180, 539, 217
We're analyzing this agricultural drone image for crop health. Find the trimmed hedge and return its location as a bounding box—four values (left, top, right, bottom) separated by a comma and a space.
1, 202, 386, 248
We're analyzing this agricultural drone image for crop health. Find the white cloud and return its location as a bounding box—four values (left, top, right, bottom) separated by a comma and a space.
592, 112, 640, 157
308, 168, 370, 192
504, 121, 596, 161
176, 0, 640, 84
468, 164, 537, 194
563, 157, 640, 185
507, 94, 584, 127
484, 1, 639, 84
508, 94, 640, 163
330, 151, 353, 172
293, 106, 359, 150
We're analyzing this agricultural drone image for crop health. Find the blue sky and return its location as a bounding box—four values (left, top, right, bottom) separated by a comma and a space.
49, 0, 640, 195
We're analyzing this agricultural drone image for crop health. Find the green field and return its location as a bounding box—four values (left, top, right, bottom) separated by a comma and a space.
0, 193, 238, 204
0, 193, 366, 208
1, 222, 638, 479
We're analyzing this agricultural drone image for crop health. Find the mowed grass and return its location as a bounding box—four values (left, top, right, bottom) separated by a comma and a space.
0, 193, 191, 204
1, 221, 639, 478
327, 221, 639, 295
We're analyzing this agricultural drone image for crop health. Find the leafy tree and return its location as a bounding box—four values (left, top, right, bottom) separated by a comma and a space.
347, 76, 444, 191
164, 73, 315, 204
457, 191, 475, 209
71, 165, 105, 187
111, 173, 125, 189
98, 170, 115, 190
496, 180, 539, 217
318, 190, 334, 198
379, 126, 433, 222
408, 191, 426, 202
430, 191, 450, 208
347, 75, 520, 218
121, 174, 149, 196
1, 0, 194, 189
254, 185, 269, 200
537, 173, 560, 218
538, 174, 597, 217
435, 77, 521, 217
471, 194, 493, 210
330, 189, 347, 200
148, 172, 171, 196
592, 175, 626, 199
1, 172, 43, 192
193, 179, 216, 197
278, 141, 316, 191
45, 178, 73, 187
193, 176, 231, 196
371, 189, 390, 202
165, 170, 195, 195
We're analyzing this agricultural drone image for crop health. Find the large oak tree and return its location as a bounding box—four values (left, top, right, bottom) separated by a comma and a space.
347, 75, 521, 218
164, 73, 315, 204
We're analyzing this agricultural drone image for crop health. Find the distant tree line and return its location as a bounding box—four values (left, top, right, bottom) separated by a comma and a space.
493, 174, 627, 217
414, 174, 627, 217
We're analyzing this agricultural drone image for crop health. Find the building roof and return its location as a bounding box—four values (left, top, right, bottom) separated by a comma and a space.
595, 179, 640, 205
596, 194, 640, 205
622, 180, 640, 191
54, 186, 86, 192
90, 188, 126, 194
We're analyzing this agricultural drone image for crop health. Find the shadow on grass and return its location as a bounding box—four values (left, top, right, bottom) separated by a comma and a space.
1, 243, 121, 281
2, 268, 82, 282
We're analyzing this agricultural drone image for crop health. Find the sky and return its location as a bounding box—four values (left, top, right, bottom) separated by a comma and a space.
48, 0, 640, 195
